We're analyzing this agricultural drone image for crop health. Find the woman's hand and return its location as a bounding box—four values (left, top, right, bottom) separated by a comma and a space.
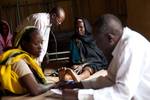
72, 65, 83, 74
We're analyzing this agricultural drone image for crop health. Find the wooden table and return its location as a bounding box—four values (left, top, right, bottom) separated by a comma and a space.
1, 90, 62, 100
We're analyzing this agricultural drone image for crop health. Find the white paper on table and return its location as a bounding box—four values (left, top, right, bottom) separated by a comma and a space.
50, 89, 62, 95
48, 89, 62, 99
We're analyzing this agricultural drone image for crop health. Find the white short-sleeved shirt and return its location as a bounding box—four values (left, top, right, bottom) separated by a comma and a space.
78, 27, 150, 100
16, 13, 52, 63
12, 59, 32, 77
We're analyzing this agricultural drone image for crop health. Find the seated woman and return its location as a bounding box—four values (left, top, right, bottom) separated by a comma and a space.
0, 20, 13, 54
0, 26, 53, 96
59, 17, 108, 82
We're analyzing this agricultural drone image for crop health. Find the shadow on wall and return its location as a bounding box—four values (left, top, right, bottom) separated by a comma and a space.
47, 31, 74, 53
43, 31, 73, 69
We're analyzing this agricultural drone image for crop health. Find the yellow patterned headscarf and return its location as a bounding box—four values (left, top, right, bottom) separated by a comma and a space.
0, 49, 47, 94
0, 26, 47, 95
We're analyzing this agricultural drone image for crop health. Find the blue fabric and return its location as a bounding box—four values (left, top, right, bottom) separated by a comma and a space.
70, 39, 81, 64
69, 18, 108, 72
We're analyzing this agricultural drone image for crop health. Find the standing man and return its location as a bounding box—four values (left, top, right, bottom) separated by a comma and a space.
60, 14, 150, 100
14, 6, 65, 64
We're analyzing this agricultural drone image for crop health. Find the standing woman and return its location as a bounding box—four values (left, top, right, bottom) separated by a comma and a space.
59, 17, 108, 82
0, 20, 13, 54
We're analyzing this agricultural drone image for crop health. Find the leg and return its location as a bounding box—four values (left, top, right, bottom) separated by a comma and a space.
65, 68, 80, 82
58, 67, 79, 81
58, 67, 67, 81
64, 66, 93, 82
78, 66, 93, 80
85, 69, 108, 80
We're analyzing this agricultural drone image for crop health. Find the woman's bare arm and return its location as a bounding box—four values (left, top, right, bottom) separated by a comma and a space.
19, 74, 54, 96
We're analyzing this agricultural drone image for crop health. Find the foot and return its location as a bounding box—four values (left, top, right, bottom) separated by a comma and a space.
64, 73, 73, 80
58, 67, 67, 81
65, 68, 80, 82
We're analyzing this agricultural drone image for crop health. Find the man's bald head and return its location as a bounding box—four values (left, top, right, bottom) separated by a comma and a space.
95, 14, 123, 36
94, 14, 124, 62
50, 6, 65, 17
50, 6, 65, 26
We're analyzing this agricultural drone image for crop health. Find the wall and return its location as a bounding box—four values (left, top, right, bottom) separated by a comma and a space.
0, 0, 74, 32
73, 0, 127, 25
0, 0, 127, 32
0, 0, 127, 52
127, 0, 150, 39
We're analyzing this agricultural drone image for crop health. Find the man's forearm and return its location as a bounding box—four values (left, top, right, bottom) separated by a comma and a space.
75, 82, 84, 89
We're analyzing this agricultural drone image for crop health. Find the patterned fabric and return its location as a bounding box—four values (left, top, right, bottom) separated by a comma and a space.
0, 49, 47, 94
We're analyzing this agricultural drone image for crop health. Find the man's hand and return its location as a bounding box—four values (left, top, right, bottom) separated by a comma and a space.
62, 89, 78, 100
52, 80, 83, 89
52, 80, 76, 89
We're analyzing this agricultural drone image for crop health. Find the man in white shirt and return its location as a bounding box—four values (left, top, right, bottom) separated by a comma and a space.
14, 6, 65, 63
61, 14, 150, 100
